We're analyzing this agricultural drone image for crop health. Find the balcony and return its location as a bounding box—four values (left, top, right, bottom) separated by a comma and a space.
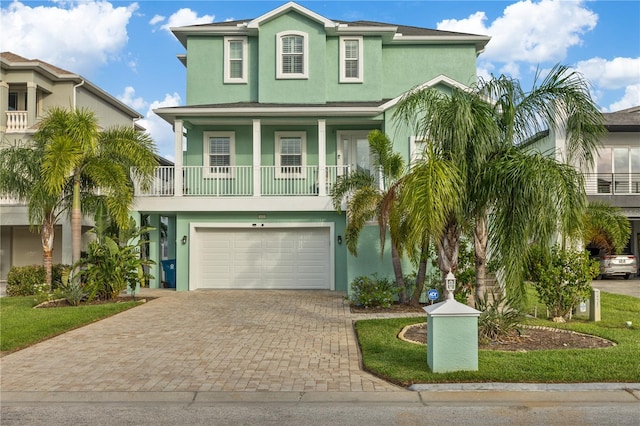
135, 165, 349, 198
5, 111, 29, 133
584, 173, 640, 195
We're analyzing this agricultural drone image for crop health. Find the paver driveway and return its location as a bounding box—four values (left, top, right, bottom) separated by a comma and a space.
0, 290, 417, 392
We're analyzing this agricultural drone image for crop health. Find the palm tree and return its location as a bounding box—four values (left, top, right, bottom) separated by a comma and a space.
0, 140, 64, 289
331, 130, 459, 304
395, 65, 605, 304
35, 107, 157, 265
583, 201, 631, 254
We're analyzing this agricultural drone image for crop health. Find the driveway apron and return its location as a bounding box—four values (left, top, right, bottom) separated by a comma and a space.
0, 290, 413, 392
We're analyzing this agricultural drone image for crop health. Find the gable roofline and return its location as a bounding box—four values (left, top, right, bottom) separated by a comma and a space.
380, 75, 472, 110
1, 51, 144, 121
247, 1, 336, 29
170, 3, 489, 53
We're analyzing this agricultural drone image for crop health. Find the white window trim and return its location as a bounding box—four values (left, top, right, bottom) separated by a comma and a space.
275, 131, 306, 178
276, 30, 309, 79
203, 131, 235, 178
339, 36, 363, 83
224, 36, 248, 84
409, 135, 427, 166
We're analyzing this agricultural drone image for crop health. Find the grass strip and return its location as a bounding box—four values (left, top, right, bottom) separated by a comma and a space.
1, 296, 142, 354
355, 291, 640, 386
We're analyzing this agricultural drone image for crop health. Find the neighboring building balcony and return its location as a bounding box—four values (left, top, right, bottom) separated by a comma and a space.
584, 173, 640, 195
5, 111, 29, 133
584, 173, 640, 209
0, 195, 24, 206
134, 165, 350, 212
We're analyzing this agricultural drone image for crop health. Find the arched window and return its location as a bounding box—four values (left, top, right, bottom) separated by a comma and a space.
277, 31, 308, 79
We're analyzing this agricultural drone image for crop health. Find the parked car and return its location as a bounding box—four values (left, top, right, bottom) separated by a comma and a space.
588, 248, 637, 280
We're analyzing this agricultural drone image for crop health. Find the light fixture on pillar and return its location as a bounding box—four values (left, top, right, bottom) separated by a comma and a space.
445, 270, 456, 299
181, 235, 187, 245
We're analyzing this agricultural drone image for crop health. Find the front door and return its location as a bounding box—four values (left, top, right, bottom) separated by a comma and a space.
337, 131, 373, 175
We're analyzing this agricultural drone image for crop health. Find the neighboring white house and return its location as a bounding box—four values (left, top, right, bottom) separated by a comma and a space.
0, 51, 147, 280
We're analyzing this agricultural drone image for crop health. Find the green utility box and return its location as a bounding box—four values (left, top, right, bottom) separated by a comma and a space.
424, 298, 481, 373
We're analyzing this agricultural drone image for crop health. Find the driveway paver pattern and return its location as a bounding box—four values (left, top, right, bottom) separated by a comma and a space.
1, 290, 419, 392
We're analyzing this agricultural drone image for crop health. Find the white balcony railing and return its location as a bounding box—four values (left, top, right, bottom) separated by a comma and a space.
0, 194, 24, 205
5, 111, 28, 132
135, 165, 349, 197
584, 173, 640, 195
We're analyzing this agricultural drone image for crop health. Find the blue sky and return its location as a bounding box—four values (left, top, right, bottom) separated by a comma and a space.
2, 0, 639, 159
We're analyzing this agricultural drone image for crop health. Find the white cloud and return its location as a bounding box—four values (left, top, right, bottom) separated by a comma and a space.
575, 57, 640, 90
159, 8, 214, 33
606, 84, 640, 112
0, 1, 138, 75
117, 87, 180, 160
149, 14, 165, 25
118, 86, 147, 111
439, 0, 598, 65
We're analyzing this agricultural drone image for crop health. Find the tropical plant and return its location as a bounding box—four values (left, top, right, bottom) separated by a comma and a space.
35, 106, 157, 265
331, 131, 459, 304
76, 205, 154, 301
583, 201, 631, 254
331, 130, 409, 301
476, 289, 523, 342
529, 245, 599, 321
0, 140, 65, 288
394, 64, 605, 305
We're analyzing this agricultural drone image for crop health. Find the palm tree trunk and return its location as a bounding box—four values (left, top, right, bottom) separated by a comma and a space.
437, 218, 460, 298
409, 240, 429, 306
71, 175, 82, 264
391, 243, 406, 303
474, 213, 489, 306
41, 219, 55, 291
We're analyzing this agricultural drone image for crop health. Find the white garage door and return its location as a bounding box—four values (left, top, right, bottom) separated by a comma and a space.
193, 227, 331, 290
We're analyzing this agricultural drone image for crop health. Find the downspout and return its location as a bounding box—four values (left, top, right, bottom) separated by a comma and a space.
73, 79, 85, 109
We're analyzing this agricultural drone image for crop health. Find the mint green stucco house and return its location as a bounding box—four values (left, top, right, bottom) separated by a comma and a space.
139, 2, 489, 292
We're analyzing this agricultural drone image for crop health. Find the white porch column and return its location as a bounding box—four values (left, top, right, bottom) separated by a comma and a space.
0, 82, 8, 131
26, 82, 37, 127
253, 119, 261, 197
318, 119, 327, 196
174, 120, 184, 197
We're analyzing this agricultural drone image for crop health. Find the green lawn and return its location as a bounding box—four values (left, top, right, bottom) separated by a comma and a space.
0, 296, 142, 354
355, 291, 640, 385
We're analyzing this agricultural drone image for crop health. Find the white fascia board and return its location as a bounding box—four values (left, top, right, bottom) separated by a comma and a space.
247, 1, 337, 29
380, 75, 471, 111
154, 106, 384, 119
134, 196, 335, 212
171, 25, 248, 47
392, 34, 491, 53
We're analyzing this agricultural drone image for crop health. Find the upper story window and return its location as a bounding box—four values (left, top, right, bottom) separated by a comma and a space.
224, 36, 248, 83
8, 92, 18, 111
340, 36, 363, 83
275, 131, 306, 177
595, 146, 640, 194
204, 131, 235, 177
277, 31, 308, 79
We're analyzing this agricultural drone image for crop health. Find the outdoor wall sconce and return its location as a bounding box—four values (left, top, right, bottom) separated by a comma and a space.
181, 235, 187, 245
337, 235, 342, 245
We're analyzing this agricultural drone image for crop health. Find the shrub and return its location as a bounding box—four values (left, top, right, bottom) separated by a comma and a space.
530, 245, 599, 320
75, 216, 153, 301
351, 274, 397, 308
6, 265, 46, 296
476, 289, 523, 342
